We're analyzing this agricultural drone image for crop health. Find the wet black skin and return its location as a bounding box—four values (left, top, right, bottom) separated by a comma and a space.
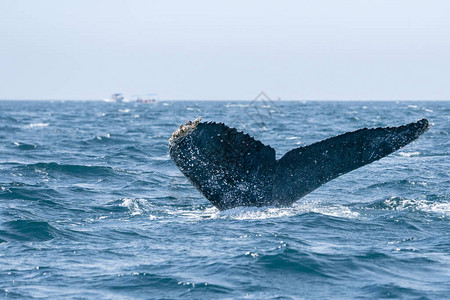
169, 119, 429, 210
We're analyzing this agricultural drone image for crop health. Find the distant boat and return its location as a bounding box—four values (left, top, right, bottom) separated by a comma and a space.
104, 93, 127, 102
104, 93, 158, 103
132, 93, 159, 103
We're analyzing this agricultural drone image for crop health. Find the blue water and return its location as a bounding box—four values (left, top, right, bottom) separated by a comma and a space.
0, 100, 449, 299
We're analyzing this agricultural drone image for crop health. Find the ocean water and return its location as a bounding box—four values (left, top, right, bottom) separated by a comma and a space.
0, 100, 449, 299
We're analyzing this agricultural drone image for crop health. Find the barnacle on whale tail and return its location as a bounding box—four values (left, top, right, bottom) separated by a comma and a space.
169, 116, 202, 144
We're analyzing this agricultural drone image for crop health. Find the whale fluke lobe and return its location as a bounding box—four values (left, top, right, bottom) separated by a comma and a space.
169, 118, 429, 210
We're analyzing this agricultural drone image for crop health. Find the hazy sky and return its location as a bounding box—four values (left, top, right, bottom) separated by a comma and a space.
1, 0, 449, 100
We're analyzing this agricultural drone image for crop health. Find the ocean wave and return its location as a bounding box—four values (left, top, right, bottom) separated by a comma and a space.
121, 145, 147, 154
361, 283, 429, 299
81, 134, 130, 145
365, 179, 428, 189
253, 247, 332, 278
17, 162, 116, 178
107, 146, 149, 161
13, 141, 37, 150
0, 125, 21, 132
87, 272, 231, 298
0, 219, 59, 242
0, 183, 63, 202
0, 116, 20, 124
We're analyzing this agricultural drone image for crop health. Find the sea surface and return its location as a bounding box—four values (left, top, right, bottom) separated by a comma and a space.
0, 100, 449, 299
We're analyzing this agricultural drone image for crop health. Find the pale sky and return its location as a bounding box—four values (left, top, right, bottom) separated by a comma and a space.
1, 0, 449, 100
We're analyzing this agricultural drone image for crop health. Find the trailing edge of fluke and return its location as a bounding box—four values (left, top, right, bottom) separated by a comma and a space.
169, 117, 429, 210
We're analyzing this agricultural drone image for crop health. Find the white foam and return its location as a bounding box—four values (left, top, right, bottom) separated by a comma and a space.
27, 123, 49, 128
220, 206, 299, 220
416, 201, 450, 216
399, 151, 420, 157
383, 197, 450, 216
120, 198, 150, 216
96, 133, 110, 140
166, 206, 220, 221
225, 104, 250, 108
173, 201, 361, 221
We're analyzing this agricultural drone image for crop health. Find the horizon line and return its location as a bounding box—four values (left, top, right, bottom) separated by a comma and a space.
1, 98, 449, 102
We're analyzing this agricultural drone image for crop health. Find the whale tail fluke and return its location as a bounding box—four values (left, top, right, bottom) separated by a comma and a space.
169, 121, 277, 210
169, 118, 429, 210
275, 119, 429, 205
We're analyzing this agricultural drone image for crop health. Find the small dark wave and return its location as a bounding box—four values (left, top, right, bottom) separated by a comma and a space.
0, 183, 63, 203
119, 176, 168, 191
354, 251, 392, 261
365, 179, 418, 190
105, 228, 149, 240
1, 207, 37, 221
0, 115, 20, 124
254, 247, 332, 278
123, 179, 156, 188
12, 141, 38, 150
81, 135, 130, 145
87, 272, 231, 298
0, 289, 23, 298
108, 145, 149, 161
0, 125, 21, 132
60, 228, 109, 242
18, 162, 116, 177
361, 283, 427, 299
122, 145, 147, 154
0, 219, 59, 242
425, 193, 449, 202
